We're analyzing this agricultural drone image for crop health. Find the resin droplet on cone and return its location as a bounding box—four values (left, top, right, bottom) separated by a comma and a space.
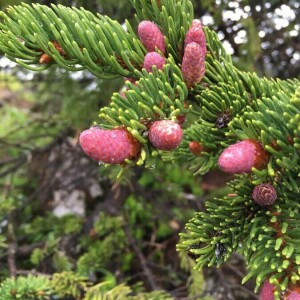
79, 127, 140, 164
181, 42, 206, 88
259, 280, 275, 300
143, 52, 166, 73
218, 139, 269, 174
149, 120, 183, 150
252, 184, 277, 206
184, 19, 207, 57
138, 21, 166, 54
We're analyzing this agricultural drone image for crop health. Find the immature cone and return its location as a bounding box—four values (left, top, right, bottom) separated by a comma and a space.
184, 19, 207, 57
143, 52, 166, 73
259, 280, 275, 300
181, 42, 205, 88
149, 120, 183, 150
284, 286, 300, 300
218, 139, 269, 174
286, 292, 300, 300
79, 127, 140, 164
252, 184, 277, 206
138, 21, 166, 54
189, 141, 208, 156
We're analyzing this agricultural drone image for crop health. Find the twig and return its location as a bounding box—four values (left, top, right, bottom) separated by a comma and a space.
7, 220, 17, 277
223, 262, 246, 280
0, 155, 27, 178
229, 283, 259, 299
17, 241, 45, 257
124, 225, 159, 291
4, 176, 17, 277
16, 270, 51, 278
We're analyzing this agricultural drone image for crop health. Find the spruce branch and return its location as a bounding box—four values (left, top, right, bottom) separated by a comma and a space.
130, 0, 194, 61
0, 3, 145, 77
1, 0, 300, 298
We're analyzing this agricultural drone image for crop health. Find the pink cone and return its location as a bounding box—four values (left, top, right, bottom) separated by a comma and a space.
285, 286, 300, 300
218, 139, 269, 174
184, 19, 207, 57
149, 120, 183, 150
286, 291, 300, 300
259, 280, 275, 300
143, 52, 166, 72
181, 42, 206, 88
138, 21, 166, 54
79, 127, 140, 164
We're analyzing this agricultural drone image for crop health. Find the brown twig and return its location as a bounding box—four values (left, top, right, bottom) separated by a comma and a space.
7, 224, 17, 278
16, 270, 51, 278
4, 177, 17, 277
17, 242, 45, 257
124, 225, 159, 291
229, 283, 259, 299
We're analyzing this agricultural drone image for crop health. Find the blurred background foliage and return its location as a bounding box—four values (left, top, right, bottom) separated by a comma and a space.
0, 0, 298, 299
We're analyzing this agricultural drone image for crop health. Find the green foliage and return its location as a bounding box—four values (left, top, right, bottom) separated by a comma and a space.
187, 270, 213, 300
99, 59, 189, 147
84, 281, 172, 300
0, 3, 144, 76
23, 213, 82, 242
0, 275, 51, 300
84, 282, 132, 300
77, 213, 126, 275
51, 271, 88, 299
130, 0, 193, 61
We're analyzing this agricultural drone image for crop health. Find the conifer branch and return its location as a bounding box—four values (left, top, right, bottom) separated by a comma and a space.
1, 1, 300, 298
130, 0, 194, 61
0, 3, 145, 76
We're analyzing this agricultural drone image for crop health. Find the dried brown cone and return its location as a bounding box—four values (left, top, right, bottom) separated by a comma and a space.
252, 183, 277, 206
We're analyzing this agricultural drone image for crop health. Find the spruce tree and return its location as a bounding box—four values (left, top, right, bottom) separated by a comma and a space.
0, 1, 299, 299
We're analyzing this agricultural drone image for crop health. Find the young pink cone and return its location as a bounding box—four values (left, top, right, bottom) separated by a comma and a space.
285, 287, 300, 300
286, 292, 300, 300
259, 280, 275, 300
143, 52, 166, 73
79, 127, 141, 164
181, 42, 205, 88
184, 19, 207, 57
218, 139, 269, 174
149, 120, 183, 150
138, 21, 166, 54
